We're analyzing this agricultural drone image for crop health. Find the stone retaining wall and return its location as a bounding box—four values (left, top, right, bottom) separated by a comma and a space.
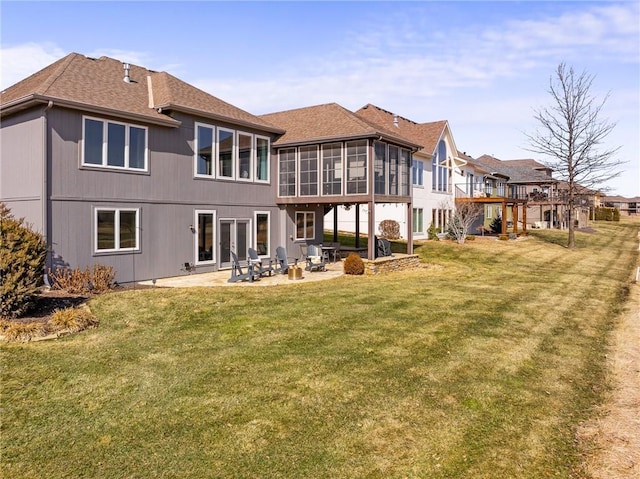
363, 254, 421, 275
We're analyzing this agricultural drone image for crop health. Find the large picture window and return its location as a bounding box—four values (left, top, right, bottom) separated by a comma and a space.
83, 117, 147, 171
95, 208, 139, 252
295, 211, 315, 241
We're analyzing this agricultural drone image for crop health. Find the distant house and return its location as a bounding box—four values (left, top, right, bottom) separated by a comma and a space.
260, 103, 420, 258
601, 195, 640, 216
1, 53, 284, 283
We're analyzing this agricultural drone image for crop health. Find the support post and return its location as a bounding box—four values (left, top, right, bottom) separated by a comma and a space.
501, 202, 508, 235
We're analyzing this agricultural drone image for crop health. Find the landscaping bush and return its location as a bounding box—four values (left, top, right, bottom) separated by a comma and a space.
378, 219, 400, 240
594, 207, 620, 221
427, 223, 440, 241
0, 203, 48, 319
0, 319, 46, 342
49, 264, 115, 294
489, 216, 503, 234
49, 307, 99, 333
343, 253, 365, 275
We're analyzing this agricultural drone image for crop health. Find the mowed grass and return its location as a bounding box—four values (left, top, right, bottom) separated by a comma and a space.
2, 222, 638, 479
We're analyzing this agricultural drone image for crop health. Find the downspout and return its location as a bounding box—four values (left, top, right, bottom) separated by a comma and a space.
42, 100, 53, 287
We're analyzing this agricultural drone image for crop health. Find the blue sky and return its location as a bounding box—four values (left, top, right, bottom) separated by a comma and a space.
2, 0, 638, 196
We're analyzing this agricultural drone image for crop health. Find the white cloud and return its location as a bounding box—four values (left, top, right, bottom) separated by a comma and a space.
0, 42, 66, 90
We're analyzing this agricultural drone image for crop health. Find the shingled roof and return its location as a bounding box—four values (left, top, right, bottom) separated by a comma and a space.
0, 52, 283, 133
260, 103, 421, 149
476, 154, 555, 184
354, 104, 448, 156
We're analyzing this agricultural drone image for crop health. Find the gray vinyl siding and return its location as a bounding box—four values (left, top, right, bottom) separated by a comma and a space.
0, 108, 45, 233
42, 107, 280, 283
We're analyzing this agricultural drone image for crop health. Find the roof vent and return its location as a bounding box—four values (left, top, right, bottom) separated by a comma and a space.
123, 63, 131, 83
393, 114, 399, 127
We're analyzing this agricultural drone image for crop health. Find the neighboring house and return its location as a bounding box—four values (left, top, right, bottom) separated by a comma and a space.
0, 53, 285, 283
327, 104, 465, 239
259, 103, 421, 259
602, 196, 640, 216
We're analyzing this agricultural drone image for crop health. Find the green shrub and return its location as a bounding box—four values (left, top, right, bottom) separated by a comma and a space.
343, 253, 365, 275
0, 203, 48, 319
490, 216, 503, 234
427, 223, 440, 241
594, 207, 620, 221
378, 219, 400, 240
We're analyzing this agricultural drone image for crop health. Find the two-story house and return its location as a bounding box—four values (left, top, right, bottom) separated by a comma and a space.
1, 53, 284, 283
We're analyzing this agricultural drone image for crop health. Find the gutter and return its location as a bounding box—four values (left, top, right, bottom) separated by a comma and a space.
42, 100, 53, 287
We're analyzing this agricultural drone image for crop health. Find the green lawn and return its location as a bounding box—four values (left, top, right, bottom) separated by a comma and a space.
2, 221, 638, 478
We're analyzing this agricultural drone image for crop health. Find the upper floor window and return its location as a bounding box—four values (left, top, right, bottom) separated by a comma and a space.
374, 141, 387, 195
400, 149, 411, 196
412, 159, 424, 186
195, 123, 270, 182
432, 140, 449, 192
83, 117, 147, 171
322, 143, 342, 195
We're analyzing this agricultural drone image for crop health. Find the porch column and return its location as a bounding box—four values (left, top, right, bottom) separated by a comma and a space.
333, 206, 338, 242
406, 201, 413, 254
512, 204, 518, 234
368, 201, 376, 260
523, 205, 527, 234
501, 202, 508, 235
355, 204, 360, 248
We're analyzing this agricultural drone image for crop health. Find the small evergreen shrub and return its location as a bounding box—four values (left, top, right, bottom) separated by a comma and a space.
594, 207, 620, 221
427, 223, 440, 241
489, 216, 502, 234
466, 235, 476, 241
0, 203, 48, 319
378, 219, 400, 240
343, 253, 365, 275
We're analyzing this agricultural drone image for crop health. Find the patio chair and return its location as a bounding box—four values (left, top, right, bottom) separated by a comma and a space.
376, 238, 393, 258
248, 247, 274, 277
305, 244, 327, 272
274, 246, 298, 275
228, 251, 260, 283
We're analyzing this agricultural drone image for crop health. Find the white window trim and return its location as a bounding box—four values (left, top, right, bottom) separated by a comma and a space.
295, 211, 315, 241
217, 127, 236, 179
254, 211, 270, 257
82, 116, 148, 172
237, 131, 254, 182
94, 207, 140, 253
194, 122, 216, 179
255, 134, 271, 183
194, 209, 217, 265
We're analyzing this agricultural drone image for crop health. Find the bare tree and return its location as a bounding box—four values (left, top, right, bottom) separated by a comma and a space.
525, 62, 623, 248
446, 201, 483, 244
